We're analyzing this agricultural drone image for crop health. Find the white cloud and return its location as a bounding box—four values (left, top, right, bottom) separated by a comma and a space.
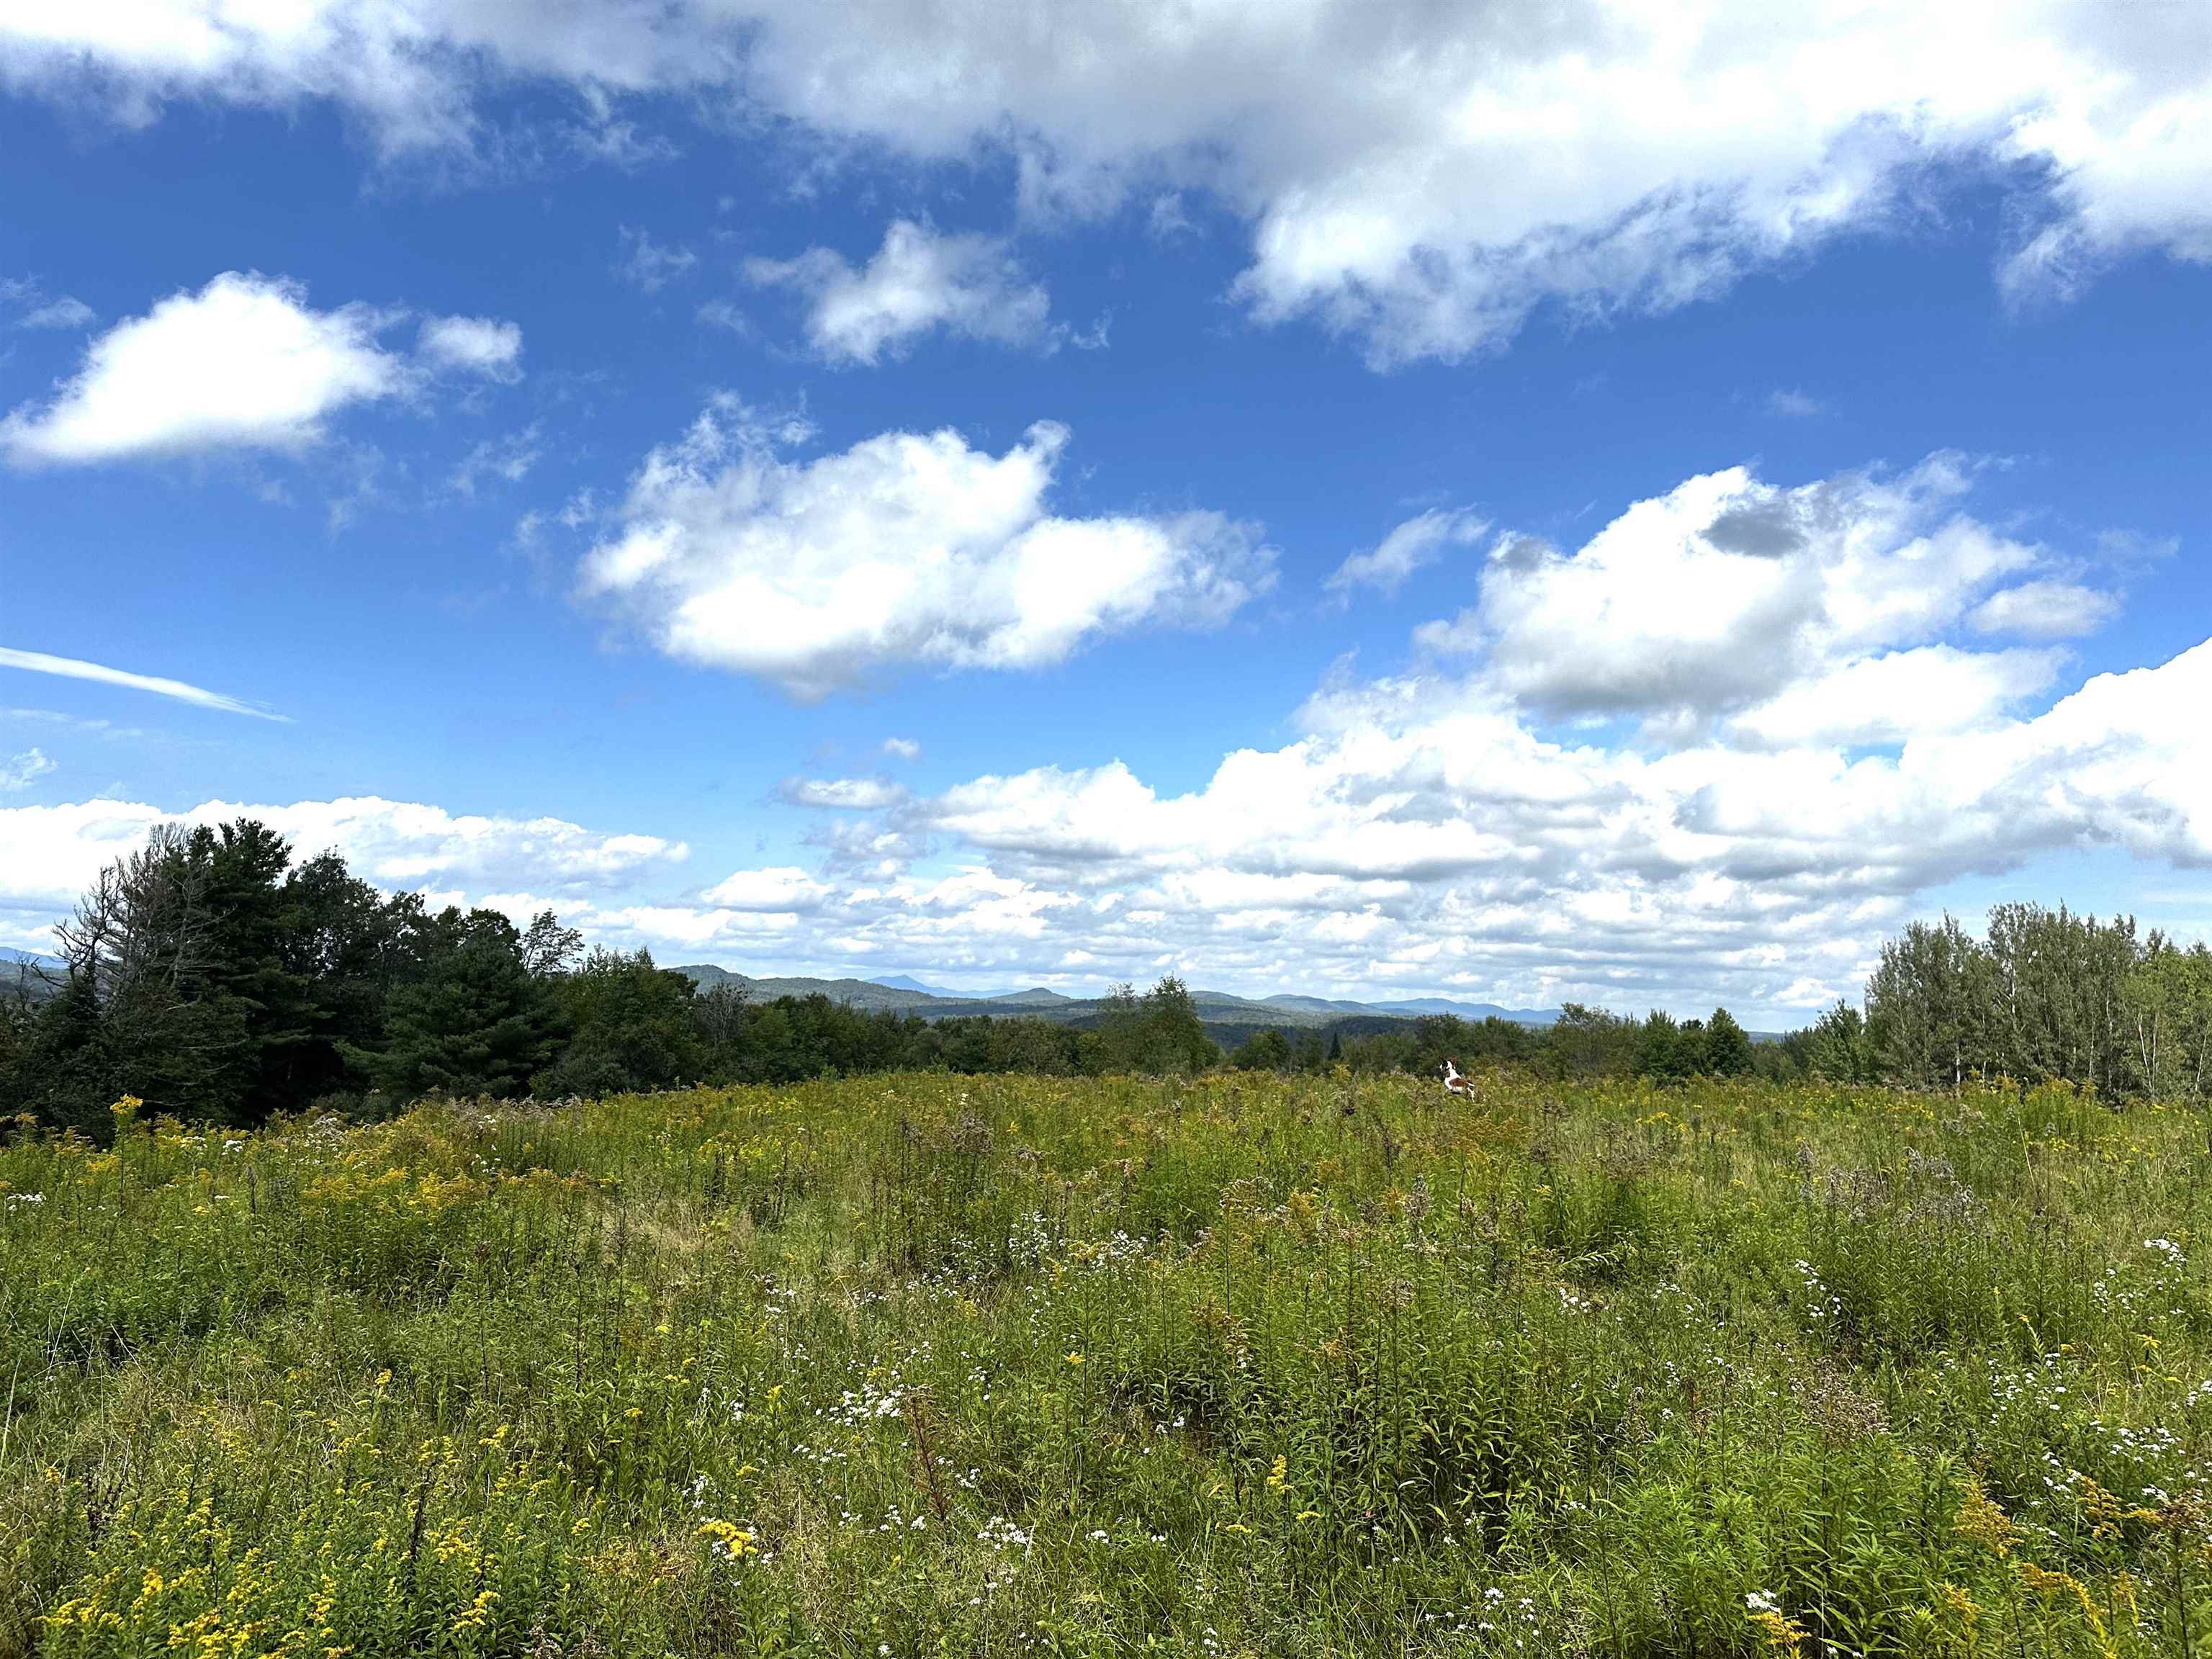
745, 219, 1052, 364
0, 645, 284, 719
233, 797, 688, 887
19, 295, 94, 330
7, 5, 2206, 361
585, 903, 805, 950
418, 313, 522, 379
703, 635, 2211, 1017
0, 748, 54, 791
2, 276, 93, 331
0, 793, 688, 945
784, 777, 907, 811
698, 865, 831, 911
882, 737, 922, 761
564, 102, 680, 169
450, 425, 540, 495
1326, 508, 1486, 600
580, 400, 1273, 697
0, 271, 403, 465
0, 441, 2172, 1016
6, 616, 2206, 1020
1970, 579, 2121, 639
1727, 646, 2062, 750
1415, 455, 2065, 740
1767, 389, 1822, 418
559, 456, 2195, 1017
696, 298, 751, 335
617, 226, 696, 292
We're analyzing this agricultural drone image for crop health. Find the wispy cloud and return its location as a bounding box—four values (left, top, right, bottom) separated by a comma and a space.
0, 747, 54, 791
0, 647, 287, 720
19, 296, 94, 331
616, 227, 696, 292
1326, 508, 1488, 601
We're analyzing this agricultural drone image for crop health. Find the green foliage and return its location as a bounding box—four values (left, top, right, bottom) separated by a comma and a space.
1549, 1002, 1642, 1078
1704, 1006, 1755, 1076
1087, 976, 1220, 1076
369, 909, 566, 1100
4, 822, 436, 1129
1637, 1010, 1696, 1082
5, 1071, 2208, 1658
1869, 903, 2212, 1099
536, 946, 706, 1097
1806, 999, 1876, 1083
1231, 1027, 1292, 1070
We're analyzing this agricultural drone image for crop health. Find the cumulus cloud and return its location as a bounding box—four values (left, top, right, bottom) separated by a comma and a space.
1326, 508, 1486, 600
7, 631, 2208, 1020
745, 219, 1053, 364
698, 865, 831, 910
882, 737, 922, 761
3, 434, 2197, 1017
5, 4, 2205, 361
0, 793, 688, 947
1412, 454, 2077, 745
0, 273, 524, 466
552, 454, 2190, 1017
579, 400, 1273, 696
706, 635, 2212, 1017
0, 644, 283, 719
1726, 646, 2064, 750
0, 271, 404, 465
418, 313, 522, 379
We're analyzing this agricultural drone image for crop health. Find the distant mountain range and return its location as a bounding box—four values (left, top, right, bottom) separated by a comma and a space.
1, 946, 63, 1004
673, 965, 1563, 1038
867, 974, 1046, 1001
1259, 992, 1563, 1022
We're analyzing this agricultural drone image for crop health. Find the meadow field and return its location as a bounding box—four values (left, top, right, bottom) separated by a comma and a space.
4, 1071, 2210, 1658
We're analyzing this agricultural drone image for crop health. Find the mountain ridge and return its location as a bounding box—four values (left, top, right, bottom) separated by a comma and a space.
672, 965, 1564, 1032
1, 946, 63, 1004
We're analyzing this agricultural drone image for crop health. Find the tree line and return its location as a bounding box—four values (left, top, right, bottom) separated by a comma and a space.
1296, 908, 2212, 1104
1227, 1002, 1764, 1084
1828, 903, 2212, 1100
0, 819, 1810, 1134
0, 820, 1240, 1134
7, 822, 2193, 1131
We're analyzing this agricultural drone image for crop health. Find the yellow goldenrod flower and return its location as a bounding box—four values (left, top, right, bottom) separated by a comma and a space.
698, 1519, 760, 1558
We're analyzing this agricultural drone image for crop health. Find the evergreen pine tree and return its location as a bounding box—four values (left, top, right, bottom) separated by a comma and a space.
1704, 1007, 1755, 1076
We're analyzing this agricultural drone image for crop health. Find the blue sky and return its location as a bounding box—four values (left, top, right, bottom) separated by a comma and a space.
2, 3, 2208, 1022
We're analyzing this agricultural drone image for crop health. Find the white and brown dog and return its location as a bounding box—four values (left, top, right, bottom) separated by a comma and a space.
1440, 1058, 1475, 1099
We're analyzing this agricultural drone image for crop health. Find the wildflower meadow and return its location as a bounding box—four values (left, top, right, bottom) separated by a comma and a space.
4, 1071, 2211, 1657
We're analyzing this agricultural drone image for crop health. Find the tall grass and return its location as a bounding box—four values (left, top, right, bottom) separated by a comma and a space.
3, 1072, 2208, 1655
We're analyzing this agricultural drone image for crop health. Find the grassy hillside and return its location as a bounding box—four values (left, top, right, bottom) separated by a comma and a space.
4, 1073, 2207, 1655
